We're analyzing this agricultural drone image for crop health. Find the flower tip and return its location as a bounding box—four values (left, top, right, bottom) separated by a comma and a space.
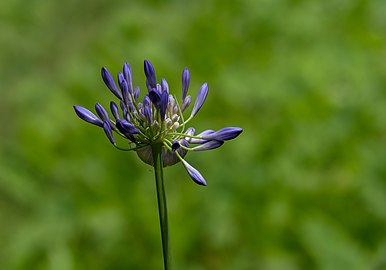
74, 105, 103, 127
144, 60, 156, 89
191, 82, 209, 117
231, 127, 243, 137
202, 127, 243, 141
182, 67, 190, 100
101, 67, 122, 100
182, 160, 207, 186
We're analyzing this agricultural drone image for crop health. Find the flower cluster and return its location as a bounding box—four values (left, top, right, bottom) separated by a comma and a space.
74, 60, 242, 186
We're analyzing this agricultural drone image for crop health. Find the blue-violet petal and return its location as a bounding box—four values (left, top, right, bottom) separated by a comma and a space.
182, 160, 207, 186
101, 67, 122, 100
161, 78, 169, 93
133, 86, 140, 101
160, 91, 169, 121
191, 82, 208, 117
110, 101, 120, 120
182, 67, 190, 100
123, 62, 133, 94
144, 60, 156, 90
149, 89, 161, 109
95, 103, 110, 122
181, 95, 191, 112
202, 127, 243, 141
74, 105, 103, 127
118, 73, 130, 105
103, 121, 115, 144
190, 129, 214, 144
192, 140, 224, 151
143, 95, 152, 124
116, 119, 140, 136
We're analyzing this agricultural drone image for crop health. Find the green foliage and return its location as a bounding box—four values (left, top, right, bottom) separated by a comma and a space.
1, 0, 386, 269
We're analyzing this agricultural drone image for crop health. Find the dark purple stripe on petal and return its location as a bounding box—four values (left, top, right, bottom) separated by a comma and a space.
101, 67, 122, 100
74, 105, 103, 127
182, 160, 207, 186
144, 60, 156, 90
191, 82, 208, 117
103, 120, 115, 144
201, 127, 243, 141
182, 67, 190, 100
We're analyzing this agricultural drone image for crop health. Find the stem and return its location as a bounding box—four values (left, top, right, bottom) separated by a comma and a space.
151, 143, 171, 270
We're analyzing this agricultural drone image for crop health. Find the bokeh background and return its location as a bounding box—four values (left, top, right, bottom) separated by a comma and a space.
1, 0, 386, 269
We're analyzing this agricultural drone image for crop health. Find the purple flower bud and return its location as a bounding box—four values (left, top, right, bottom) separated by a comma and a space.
123, 108, 130, 121
143, 95, 152, 124
133, 86, 140, 101
123, 62, 133, 94
160, 91, 169, 121
116, 119, 140, 137
118, 72, 130, 106
128, 102, 135, 113
171, 140, 180, 151
95, 103, 110, 122
110, 101, 120, 120
182, 67, 190, 100
144, 60, 156, 90
192, 140, 224, 151
101, 67, 122, 100
198, 129, 215, 136
191, 82, 208, 117
201, 127, 243, 141
167, 95, 176, 114
161, 78, 169, 93
74, 105, 103, 127
119, 100, 125, 111
165, 118, 172, 128
103, 120, 115, 144
189, 129, 214, 143
181, 95, 191, 112
149, 89, 161, 109
184, 127, 195, 140
182, 160, 207, 186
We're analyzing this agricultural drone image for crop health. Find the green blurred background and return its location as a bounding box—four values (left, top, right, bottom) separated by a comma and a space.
1, 0, 386, 269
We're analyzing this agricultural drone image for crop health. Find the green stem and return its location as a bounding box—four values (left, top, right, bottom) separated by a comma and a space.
151, 143, 171, 270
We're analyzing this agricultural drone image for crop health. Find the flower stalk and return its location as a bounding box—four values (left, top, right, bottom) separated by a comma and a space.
73, 60, 243, 269
152, 143, 171, 270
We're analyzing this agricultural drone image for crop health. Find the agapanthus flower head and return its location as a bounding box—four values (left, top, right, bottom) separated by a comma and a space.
74, 60, 242, 186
